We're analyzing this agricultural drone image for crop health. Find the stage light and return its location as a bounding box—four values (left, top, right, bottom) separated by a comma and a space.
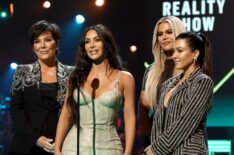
95, 0, 104, 7
213, 67, 234, 93
144, 61, 150, 68
130, 45, 137, 52
10, 63, 18, 70
4, 97, 11, 102
43, 1, 51, 9
10, 3, 14, 17
76, 15, 85, 24
0, 11, 8, 18
0, 104, 7, 110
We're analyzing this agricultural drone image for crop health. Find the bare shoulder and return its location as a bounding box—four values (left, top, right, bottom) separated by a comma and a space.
119, 70, 134, 81
118, 70, 135, 89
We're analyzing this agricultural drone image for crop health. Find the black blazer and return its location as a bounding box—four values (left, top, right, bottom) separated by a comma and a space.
9, 60, 74, 154
151, 68, 214, 155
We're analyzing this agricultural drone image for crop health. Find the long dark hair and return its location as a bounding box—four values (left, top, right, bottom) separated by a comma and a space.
67, 24, 122, 124
176, 31, 212, 77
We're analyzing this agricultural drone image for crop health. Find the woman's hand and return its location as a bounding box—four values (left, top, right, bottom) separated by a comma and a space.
36, 136, 54, 153
144, 145, 154, 155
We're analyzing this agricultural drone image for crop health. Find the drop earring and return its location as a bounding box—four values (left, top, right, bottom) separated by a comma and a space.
193, 57, 197, 63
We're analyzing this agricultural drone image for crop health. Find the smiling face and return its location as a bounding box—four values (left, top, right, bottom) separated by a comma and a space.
84, 29, 105, 62
33, 31, 57, 62
173, 39, 199, 71
157, 22, 175, 53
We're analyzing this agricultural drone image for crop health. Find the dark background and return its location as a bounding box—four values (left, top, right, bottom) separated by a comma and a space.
0, 0, 233, 97
0, 0, 233, 154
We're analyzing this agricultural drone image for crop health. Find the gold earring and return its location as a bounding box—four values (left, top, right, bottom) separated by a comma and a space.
194, 57, 197, 63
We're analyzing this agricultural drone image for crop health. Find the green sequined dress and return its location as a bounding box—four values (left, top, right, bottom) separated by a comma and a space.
62, 77, 123, 155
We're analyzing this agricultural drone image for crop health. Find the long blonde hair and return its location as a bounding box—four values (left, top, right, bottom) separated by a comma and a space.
145, 16, 185, 109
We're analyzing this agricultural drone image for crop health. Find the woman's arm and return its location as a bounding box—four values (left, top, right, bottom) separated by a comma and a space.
54, 89, 73, 154
10, 66, 40, 149
10, 87, 38, 135
121, 71, 136, 155
139, 65, 154, 139
139, 91, 153, 138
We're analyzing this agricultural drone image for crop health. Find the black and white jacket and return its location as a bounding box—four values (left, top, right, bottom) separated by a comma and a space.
151, 68, 213, 155
9, 60, 74, 154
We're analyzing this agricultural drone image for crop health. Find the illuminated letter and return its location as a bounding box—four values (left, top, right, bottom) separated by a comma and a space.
192, 17, 201, 32
192, 0, 200, 15
182, 17, 191, 31
201, 0, 206, 14
181, 1, 191, 15
203, 16, 215, 31
217, 0, 225, 14
207, 0, 215, 14
172, 1, 180, 16
162, 2, 171, 16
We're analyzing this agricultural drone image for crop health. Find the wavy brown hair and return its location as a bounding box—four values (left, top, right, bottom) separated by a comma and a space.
67, 24, 123, 124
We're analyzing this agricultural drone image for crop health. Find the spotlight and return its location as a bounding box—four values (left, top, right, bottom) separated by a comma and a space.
144, 61, 150, 68
10, 62, 18, 70
4, 97, 11, 102
43, 1, 51, 9
95, 0, 104, 7
75, 15, 85, 24
130, 45, 137, 52
10, 3, 14, 17
0, 11, 7, 18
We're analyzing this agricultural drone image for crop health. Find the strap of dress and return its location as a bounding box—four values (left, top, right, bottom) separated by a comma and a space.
115, 71, 120, 95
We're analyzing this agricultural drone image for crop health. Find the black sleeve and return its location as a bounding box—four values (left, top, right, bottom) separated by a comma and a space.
10, 67, 39, 147
151, 77, 213, 154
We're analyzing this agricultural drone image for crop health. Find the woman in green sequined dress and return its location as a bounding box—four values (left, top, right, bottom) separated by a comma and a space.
54, 24, 136, 155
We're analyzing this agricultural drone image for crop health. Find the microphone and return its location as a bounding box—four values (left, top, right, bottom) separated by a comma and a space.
91, 78, 100, 99
79, 59, 90, 71
77, 60, 90, 84
90, 78, 99, 154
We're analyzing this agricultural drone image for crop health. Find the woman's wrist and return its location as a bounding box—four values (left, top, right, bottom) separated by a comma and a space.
123, 150, 132, 155
54, 144, 61, 152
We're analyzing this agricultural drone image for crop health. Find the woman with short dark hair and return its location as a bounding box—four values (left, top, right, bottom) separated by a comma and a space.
9, 20, 74, 155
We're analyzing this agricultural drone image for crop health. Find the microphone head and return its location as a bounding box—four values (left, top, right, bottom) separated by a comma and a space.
79, 60, 90, 71
91, 78, 100, 89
